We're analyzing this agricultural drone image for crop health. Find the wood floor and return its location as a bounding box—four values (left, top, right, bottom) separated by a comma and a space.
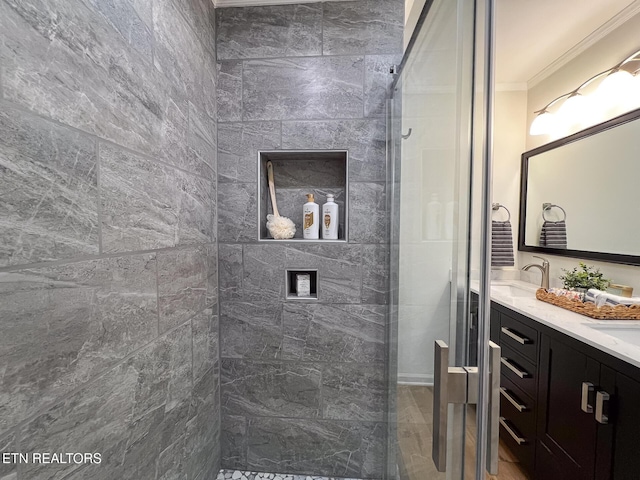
397, 385, 530, 480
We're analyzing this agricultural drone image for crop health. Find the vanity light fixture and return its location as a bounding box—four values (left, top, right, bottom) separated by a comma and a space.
530, 48, 640, 136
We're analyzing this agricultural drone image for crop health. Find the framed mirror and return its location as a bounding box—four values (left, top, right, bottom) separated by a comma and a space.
519, 107, 640, 266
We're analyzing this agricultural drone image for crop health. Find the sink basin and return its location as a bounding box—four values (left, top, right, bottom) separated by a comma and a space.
585, 324, 640, 347
491, 284, 536, 298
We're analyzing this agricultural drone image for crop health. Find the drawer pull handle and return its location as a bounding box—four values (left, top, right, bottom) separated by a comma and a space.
500, 357, 530, 379
500, 387, 528, 412
499, 417, 527, 445
595, 390, 610, 424
581, 382, 594, 414
501, 327, 531, 345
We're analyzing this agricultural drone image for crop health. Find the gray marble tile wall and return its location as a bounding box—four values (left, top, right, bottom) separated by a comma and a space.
216, 1, 403, 478
0, 0, 219, 478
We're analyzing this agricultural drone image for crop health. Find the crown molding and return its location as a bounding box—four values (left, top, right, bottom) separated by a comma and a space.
528, 0, 640, 88
214, 0, 351, 7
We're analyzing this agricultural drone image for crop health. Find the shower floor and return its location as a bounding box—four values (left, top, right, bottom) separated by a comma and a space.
216, 470, 363, 480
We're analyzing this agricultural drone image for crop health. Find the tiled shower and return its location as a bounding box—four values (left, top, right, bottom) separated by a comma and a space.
0, 0, 402, 479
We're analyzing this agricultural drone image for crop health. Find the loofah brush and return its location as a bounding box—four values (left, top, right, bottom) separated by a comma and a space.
266, 161, 296, 239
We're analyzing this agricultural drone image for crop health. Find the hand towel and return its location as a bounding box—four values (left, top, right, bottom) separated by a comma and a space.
491, 220, 514, 267
540, 220, 567, 248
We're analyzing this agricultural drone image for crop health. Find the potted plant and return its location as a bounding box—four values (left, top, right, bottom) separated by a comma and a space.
560, 262, 610, 293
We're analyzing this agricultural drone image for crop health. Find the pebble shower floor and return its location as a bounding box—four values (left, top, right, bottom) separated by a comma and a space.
216, 470, 364, 480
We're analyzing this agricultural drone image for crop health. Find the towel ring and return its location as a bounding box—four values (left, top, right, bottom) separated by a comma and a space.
492, 203, 511, 222
542, 203, 567, 222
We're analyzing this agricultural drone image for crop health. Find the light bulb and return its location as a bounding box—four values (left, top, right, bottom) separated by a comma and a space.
529, 111, 556, 136
557, 93, 591, 132
596, 69, 636, 117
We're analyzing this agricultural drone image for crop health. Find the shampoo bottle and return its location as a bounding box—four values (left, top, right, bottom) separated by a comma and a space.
303, 193, 319, 239
322, 194, 339, 240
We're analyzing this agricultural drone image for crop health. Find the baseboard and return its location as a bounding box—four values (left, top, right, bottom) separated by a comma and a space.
397, 373, 433, 386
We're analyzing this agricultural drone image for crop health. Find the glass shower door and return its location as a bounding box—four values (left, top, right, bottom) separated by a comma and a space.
387, 0, 497, 479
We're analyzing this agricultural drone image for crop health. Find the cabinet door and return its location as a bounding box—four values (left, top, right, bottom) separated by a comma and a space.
538, 335, 600, 480
595, 366, 640, 480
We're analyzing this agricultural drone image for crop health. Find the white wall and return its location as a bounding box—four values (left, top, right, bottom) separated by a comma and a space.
516, 13, 640, 290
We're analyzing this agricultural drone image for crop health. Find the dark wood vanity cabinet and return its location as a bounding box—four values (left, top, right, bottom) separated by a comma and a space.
537, 333, 640, 480
486, 301, 640, 480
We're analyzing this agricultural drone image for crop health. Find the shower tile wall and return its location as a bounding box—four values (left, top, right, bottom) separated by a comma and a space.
216, 1, 403, 478
0, 0, 219, 478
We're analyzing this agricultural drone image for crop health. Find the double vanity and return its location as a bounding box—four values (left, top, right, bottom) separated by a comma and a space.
476, 281, 640, 479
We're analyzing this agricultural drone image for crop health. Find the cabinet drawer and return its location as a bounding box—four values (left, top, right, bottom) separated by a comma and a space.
500, 345, 537, 400
500, 378, 536, 439
500, 313, 538, 363
499, 416, 535, 477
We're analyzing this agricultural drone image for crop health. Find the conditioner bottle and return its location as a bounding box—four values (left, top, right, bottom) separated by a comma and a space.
322, 194, 339, 240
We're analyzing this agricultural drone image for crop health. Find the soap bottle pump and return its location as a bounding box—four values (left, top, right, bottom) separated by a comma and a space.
322, 194, 339, 240
303, 193, 319, 240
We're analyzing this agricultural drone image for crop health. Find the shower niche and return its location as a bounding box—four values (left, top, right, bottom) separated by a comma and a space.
258, 150, 348, 241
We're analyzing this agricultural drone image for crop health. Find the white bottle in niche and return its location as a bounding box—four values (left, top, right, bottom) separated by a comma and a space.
303, 193, 319, 239
322, 194, 339, 240
425, 193, 442, 240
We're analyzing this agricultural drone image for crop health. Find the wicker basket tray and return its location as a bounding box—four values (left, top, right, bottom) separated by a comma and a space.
536, 288, 640, 320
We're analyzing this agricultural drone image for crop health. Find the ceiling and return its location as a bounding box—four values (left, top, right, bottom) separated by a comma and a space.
496, 0, 639, 85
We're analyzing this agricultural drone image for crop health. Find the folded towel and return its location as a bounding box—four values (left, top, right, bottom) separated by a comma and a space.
586, 288, 640, 307
540, 220, 567, 248
491, 220, 514, 267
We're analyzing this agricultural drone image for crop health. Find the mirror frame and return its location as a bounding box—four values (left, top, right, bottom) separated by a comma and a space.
518, 107, 640, 266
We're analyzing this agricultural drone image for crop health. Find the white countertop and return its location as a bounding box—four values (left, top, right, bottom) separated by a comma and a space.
472, 280, 640, 369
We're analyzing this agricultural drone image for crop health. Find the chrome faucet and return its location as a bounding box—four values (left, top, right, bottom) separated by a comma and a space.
522, 256, 550, 289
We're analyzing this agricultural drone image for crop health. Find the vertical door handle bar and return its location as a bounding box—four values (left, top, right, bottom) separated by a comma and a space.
432, 340, 449, 472
486, 341, 500, 475
581, 382, 594, 413
595, 390, 610, 424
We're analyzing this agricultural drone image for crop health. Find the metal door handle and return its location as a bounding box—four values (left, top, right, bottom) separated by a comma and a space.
500, 387, 528, 412
501, 326, 531, 344
431, 340, 500, 475
432, 340, 449, 472
499, 417, 527, 445
595, 390, 610, 424
500, 357, 530, 378
487, 341, 500, 475
581, 382, 594, 413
